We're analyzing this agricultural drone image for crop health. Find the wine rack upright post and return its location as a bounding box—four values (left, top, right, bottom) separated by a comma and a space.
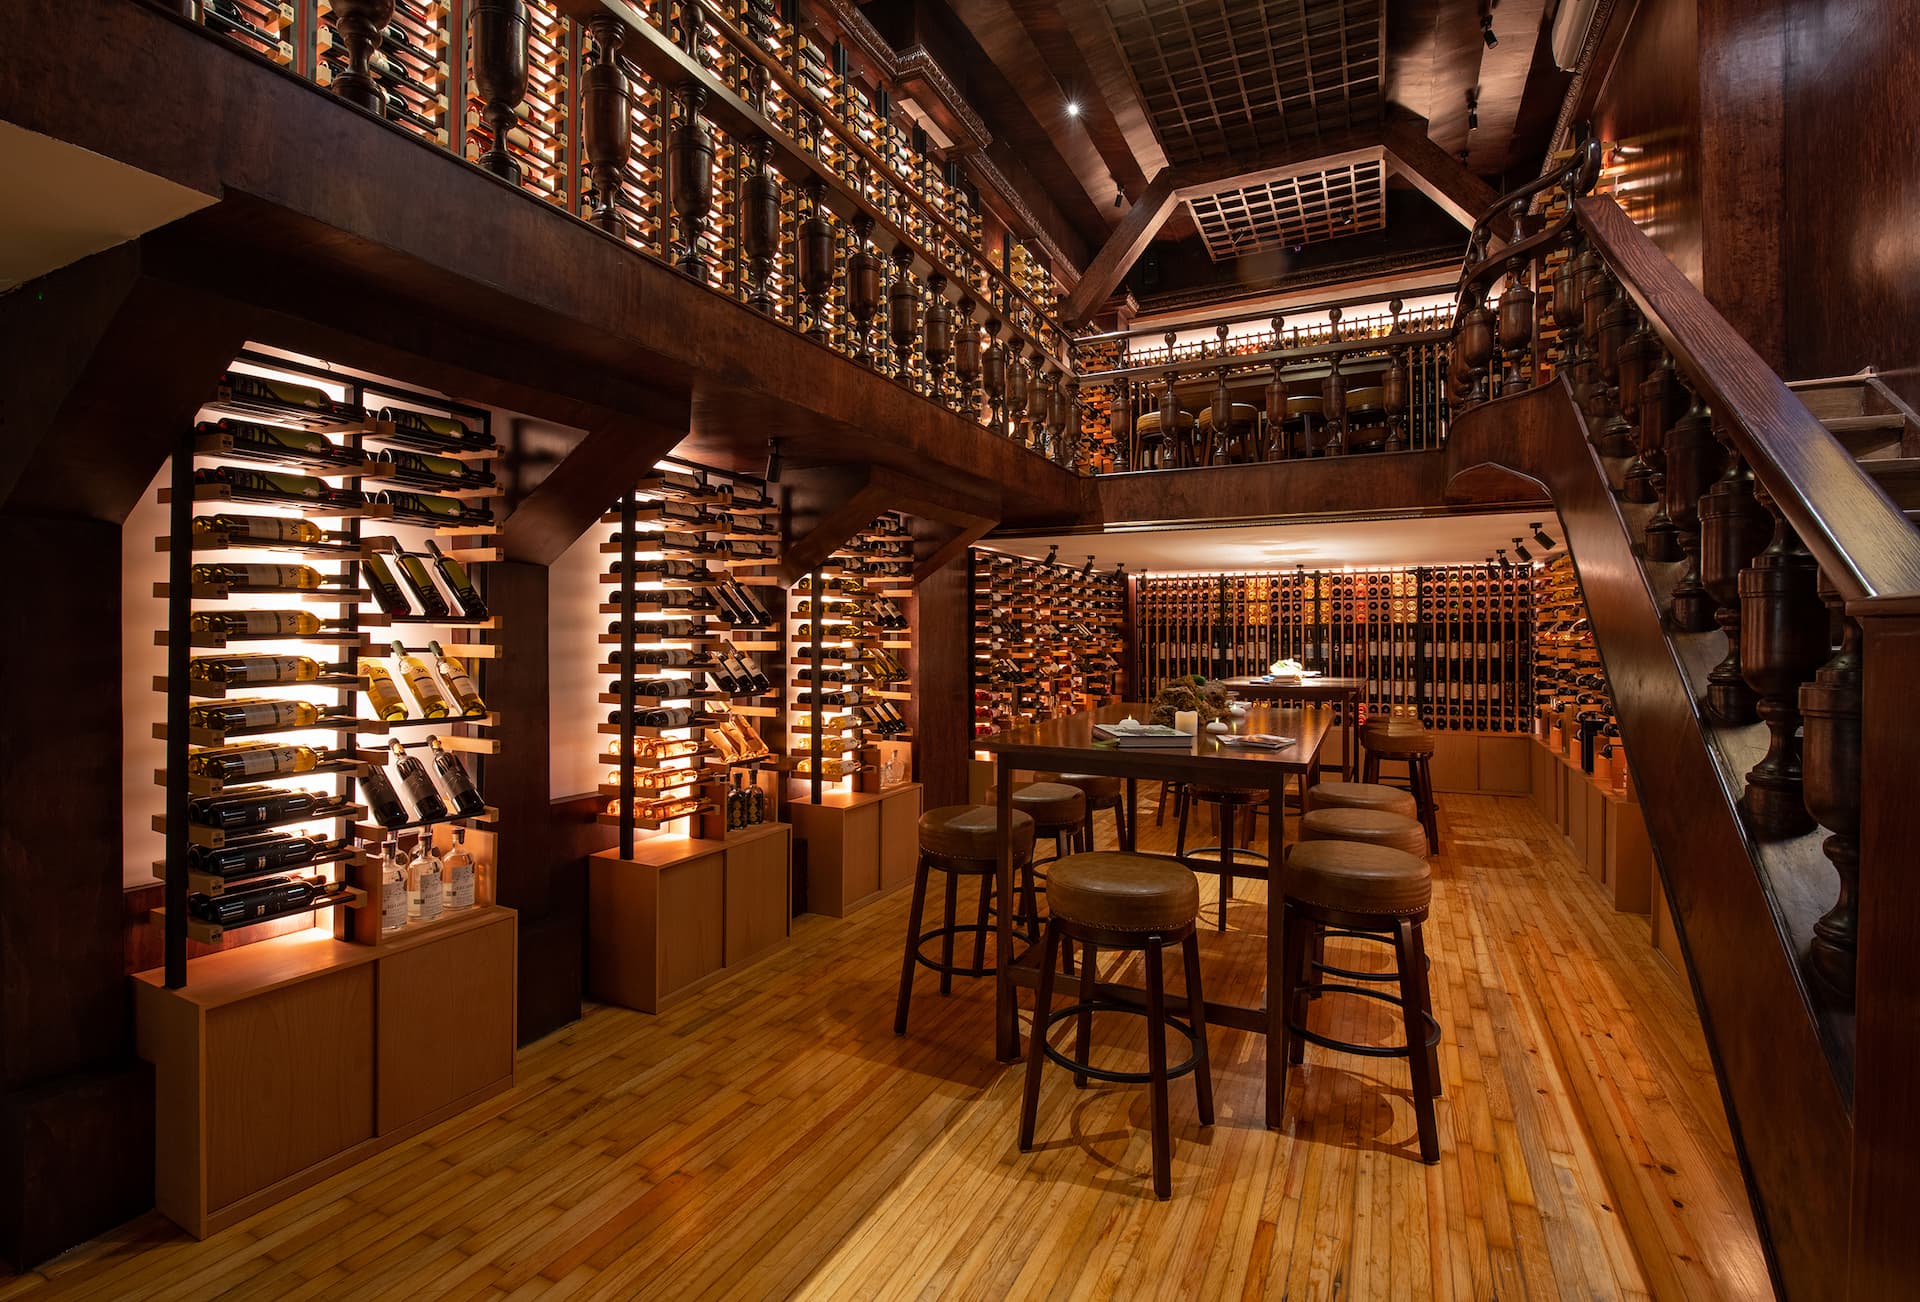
618, 489, 638, 859
163, 431, 194, 988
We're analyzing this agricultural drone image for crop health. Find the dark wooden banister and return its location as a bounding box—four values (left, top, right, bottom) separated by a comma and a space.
1574, 194, 1920, 604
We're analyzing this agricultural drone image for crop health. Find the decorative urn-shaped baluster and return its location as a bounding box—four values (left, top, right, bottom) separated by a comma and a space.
668, 82, 714, 278
1264, 314, 1288, 462
1322, 354, 1348, 456
739, 138, 780, 311
888, 245, 917, 379
333, 0, 397, 115
982, 316, 1007, 429
1026, 353, 1048, 445
1007, 339, 1029, 438
1698, 421, 1773, 724
1457, 294, 1495, 405
1738, 491, 1828, 838
470, 0, 528, 184
1498, 263, 1533, 391
953, 296, 981, 417
846, 213, 881, 364
580, 14, 632, 239
1663, 388, 1727, 631
1638, 354, 1688, 561
1596, 292, 1640, 462
1614, 318, 1657, 467
1383, 298, 1409, 452
1063, 373, 1083, 469
1801, 570, 1861, 1006
923, 273, 952, 400
796, 179, 834, 339
1209, 367, 1231, 465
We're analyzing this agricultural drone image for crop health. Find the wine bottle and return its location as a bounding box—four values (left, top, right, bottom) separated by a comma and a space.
379, 841, 410, 932
187, 831, 335, 878
388, 739, 448, 821
391, 640, 451, 718
191, 513, 325, 546
388, 545, 451, 618
195, 467, 368, 511
205, 418, 360, 468
428, 736, 487, 817
187, 784, 326, 829
734, 651, 771, 695
188, 874, 334, 927
428, 640, 485, 715
362, 551, 411, 616
186, 740, 331, 781
375, 406, 497, 455
442, 828, 477, 910
608, 706, 694, 728
360, 763, 410, 827
376, 491, 493, 529
363, 660, 409, 722
189, 562, 327, 593
218, 371, 363, 423
187, 697, 325, 735
425, 540, 487, 617
707, 656, 742, 696
188, 609, 325, 638
373, 448, 496, 490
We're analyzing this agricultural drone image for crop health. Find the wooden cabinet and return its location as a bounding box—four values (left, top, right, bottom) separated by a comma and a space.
134, 906, 517, 1238
588, 822, 792, 1013
789, 784, 923, 917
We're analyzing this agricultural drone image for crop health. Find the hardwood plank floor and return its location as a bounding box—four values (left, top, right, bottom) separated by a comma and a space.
3, 795, 1768, 1300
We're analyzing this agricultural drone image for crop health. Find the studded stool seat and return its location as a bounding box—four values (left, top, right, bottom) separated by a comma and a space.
920, 804, 1035, 863
1363, 718, 1437, 755
1346, 385, 1387, 414
1039, 772, 1123, 803
1299, 807, 1428, 860
896, 806, 1038, 1036
991, 782, 1086, 828
1305, 780, 1418, 821
1360, 720, 1442, 852
1286, 838, 1432, 915
1048, 852, 1201, 933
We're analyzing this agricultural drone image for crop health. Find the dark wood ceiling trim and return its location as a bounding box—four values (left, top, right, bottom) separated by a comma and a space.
1061, 167, 1181, 325
1381, 118, 1500, 227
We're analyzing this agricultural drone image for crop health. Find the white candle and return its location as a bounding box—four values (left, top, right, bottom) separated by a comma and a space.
1174, 710, 1199, 736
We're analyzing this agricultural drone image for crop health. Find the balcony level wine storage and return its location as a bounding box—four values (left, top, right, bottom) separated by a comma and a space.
136, 349, 516, 1238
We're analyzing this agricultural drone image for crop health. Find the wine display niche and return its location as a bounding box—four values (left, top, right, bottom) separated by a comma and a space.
152, 351, 505, 985
969, 548, 1125, 735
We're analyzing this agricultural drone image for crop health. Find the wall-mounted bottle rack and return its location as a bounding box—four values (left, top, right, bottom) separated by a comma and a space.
151, 350, 504, 987
968, 548, 1124, 735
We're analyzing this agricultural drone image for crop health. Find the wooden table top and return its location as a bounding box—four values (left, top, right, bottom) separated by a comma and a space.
978, 701, 1333, 783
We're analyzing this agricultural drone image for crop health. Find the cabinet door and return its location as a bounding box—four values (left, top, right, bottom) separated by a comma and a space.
725, 828, 791, 966
877, 786, 923, 893
377, 916, 516, 1133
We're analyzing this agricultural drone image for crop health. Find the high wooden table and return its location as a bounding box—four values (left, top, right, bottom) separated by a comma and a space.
1220, 675, 1367, 780
980, 702, 1334, 1127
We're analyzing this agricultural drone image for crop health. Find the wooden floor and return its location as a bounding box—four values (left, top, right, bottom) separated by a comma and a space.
5, 795, 1769, 1300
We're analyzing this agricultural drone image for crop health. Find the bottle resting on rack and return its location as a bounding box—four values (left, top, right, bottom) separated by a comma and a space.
428, 736, 487, 817
186, 740, 338, 781
188, 874, 337, 928
187, 831, 339, 880
186, 784, 338, 830
425, 539, 486, 617
363, 660, 409, 722
186, 697, 326, 736
388, 738, 449, 822
388, 544, 451, 618
189, 562, 329, 593
391, 640, 451, 718
188, 609, 329, 638
188, 652, 334, 687
429, 640, 485, 715
190, 513, 325, 546
359, 762, 411, 828
360, 550, 412, 617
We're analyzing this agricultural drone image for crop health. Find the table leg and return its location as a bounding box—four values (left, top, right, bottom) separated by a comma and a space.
1266, 773, 1287, 1128
1345, 694, 1357, 781
1123, 778, 1138, 852
995, 760, 1019, 1062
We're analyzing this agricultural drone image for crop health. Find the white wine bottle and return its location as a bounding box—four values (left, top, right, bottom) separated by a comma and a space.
425, 539, 486, 617
185, 740, 331, 781
188, 653, 328, 686
191, 513, 324, 546
189, 562, 326, 592
186, 697, 323, 735
363, 660, 409, 722
429, 640, 484, 715
188, 610, 325, 638
390, 640, 450, 718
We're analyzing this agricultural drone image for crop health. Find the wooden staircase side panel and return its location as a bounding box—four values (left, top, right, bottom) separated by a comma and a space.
1448, 380, 1851, 1302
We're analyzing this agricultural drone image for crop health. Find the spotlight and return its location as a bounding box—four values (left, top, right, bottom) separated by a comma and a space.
1113, 562, 1126, 579
1114, 185, 1125, 210
1466, 88, 1480, 131
1044, 544, 1058, 566
1061, 78, 1080, 119
1530, 521, 1557, 549
1065, 100, 1081, 118
1081, 555, 1095, 578
1481, 9, 1498, 47
1513, 537, 1533, 564
763, 438, 782, 484
1497, 547, 1511, 573
1485, 556, 1498, 579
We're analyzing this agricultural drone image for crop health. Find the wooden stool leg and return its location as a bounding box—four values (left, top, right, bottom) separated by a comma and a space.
1364, 748, 1379, 783
1115, 797, 1130, 849
1181, 932, 1214, 1125
1143, 937, 1172, 1200
939, 870, 959, 996
1175, 790, 1191, 858
1218, 821, 1234, 932
1084, 806, 1096, 852
1020, 855, 1042, 942
1018, 921, 1062, 1151
1415, 757, 1440, 853
894, 857, 931, 1035
1276, 905, 1300, 1108
1074, 942, 1098, 1088
1289, 915, 1312, 1065
1156, 781, 1169, 826
972, 869, 992, 975
1396, 918, 1441, 1164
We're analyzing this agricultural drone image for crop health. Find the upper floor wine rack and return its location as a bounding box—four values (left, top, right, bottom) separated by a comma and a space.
151, 349, 505, 987
969, 549, 1124, 736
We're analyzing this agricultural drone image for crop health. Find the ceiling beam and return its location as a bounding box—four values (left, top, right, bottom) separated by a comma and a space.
1381, 118, 1499, 229
1060, 166, 1180, 326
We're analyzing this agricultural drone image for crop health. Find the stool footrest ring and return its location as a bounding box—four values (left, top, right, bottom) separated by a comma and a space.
1288, 981, 1442, 1058
911, 925, 1002, 979
1040, 999, 1205, 1083
1179, 845, 1270, 866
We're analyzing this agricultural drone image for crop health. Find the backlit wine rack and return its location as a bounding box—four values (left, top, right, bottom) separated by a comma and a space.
785, 513, 915, 801
969, 550, 1124, 736
1532, 553, 1621, 775
152, 350, 504, 987
464, 0, 571, 207
1137, 566, 1533, 732
195, 0, 297, 68
319, 0, 454, 145
597, 460, 784, 852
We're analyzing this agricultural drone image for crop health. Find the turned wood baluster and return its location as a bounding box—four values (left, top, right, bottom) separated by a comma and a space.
470, 0, 528, 184
739, 138, 780, 310
923, 273, 951, 401
1156, 366, 1178, 468
846, 214, 881, 364
580, 15, 633, 239
1579, 254, 1634, 457
1597, 291, 1640, 467
888, 246, 917, 380
1663, 388, 1727, 632
1698, 422, 1773, 724
676, 0, 704, 56
982, 316, 1006, 431
1322, 356, 1348, 457
1614, 319, 1656, 471
332, 0, 396, 114
1498, 261, 1532, 394
954, 296, 981, 419
1801, 570, 1861, 1006
1112, 378, 1133, 471
1209, 367, 1231, 467
1457, 294, 1494, 407
668, 82, 714, 278
1264, 321, 1287, 462
1738, 488, 1828, 838
1384, 299, 1409, 452
1026, 353, 1048, 450
1006, 339, 1029, 441
1551, 233, 1588, 403
1638, 354, 1688, 562
1045, 370, 1068, 460
1063, 373, 1083, 469
796, 179, 833, 338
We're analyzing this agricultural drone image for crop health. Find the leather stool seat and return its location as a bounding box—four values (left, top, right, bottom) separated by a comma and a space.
1286, 394, 1324, 416
1346, 385, 1387, 414
1198, 402, 1259, 431
1300, 807, 1428, 860
1284, 840, 1431, 917
1363, 718, 1437, 756
990, 782, 1086, 828
1134, 410, 1194, 434
1305, 781, 1418, 821
919, 804, 1035, 863
1038, 772, 1124, 803
1047, 853, 1200, 933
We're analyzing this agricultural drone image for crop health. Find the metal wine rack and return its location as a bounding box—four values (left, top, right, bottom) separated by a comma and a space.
968, 549, 1125, 735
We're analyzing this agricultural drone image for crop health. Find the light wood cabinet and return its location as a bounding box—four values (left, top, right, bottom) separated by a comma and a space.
789, 784, 923, 917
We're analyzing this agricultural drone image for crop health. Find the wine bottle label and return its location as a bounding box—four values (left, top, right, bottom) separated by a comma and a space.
241, 656, 305, 683
220, 700, 306, 730
236, 745, 298, 775
440, 666, 479, 704
408, 866, 444, 921
220, 515, 314, 543
234, 609, 308, 634
444, 862, 476, 909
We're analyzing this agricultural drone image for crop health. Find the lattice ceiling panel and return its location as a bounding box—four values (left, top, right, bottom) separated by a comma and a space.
1186, 155, 1386, 261
1102, 0, 1384, 161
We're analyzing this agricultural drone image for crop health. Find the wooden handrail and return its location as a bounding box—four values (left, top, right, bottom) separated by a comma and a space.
1073, 284, 1456, 348
1075, 328, 1452, 386
1574, 195, 1920, 604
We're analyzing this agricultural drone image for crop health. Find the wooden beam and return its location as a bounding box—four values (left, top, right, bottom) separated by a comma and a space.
501, 405, 691, 566
1383, 119, 1500, 229
1168, 132, 1386, 201
779, 466, 894, 583
1061, 167, 1180, 326
914, 518, 997, 585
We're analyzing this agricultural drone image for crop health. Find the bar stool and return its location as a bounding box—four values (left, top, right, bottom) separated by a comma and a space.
1299, 807, 1428, 860
1018, 852, 1213, 1199
1132, 409, 1193, 470
1278, 839, 1441, 1163
990, 782, 1088, 872
1304, 780, 1418, 822
1174, 785, 1269, 931
1198, 401, 1258, 465
894, 805, 1037, 1035
1037, 771, 1128, 850
1361, 718, 1441, 852
1345, 385, 1388, 451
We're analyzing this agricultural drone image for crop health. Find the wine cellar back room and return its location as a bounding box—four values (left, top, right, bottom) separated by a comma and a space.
1, 0, 1915, 1296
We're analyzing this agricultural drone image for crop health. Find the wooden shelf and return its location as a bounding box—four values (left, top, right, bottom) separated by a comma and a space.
153, 885, 366, 945
156, 802, 366, 849
155, 582, 367, 603
157, 672, 369, 700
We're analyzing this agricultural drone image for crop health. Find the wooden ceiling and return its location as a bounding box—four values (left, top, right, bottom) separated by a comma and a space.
1188, 153, 1388, 260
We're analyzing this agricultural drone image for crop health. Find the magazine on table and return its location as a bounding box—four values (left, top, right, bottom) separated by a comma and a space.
1218, 733, 1295, 750
1092, 720, 1194, 747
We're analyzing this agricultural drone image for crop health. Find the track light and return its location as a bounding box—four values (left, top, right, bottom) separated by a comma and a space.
1081, 555, 1095, 578
1044, 544, 1058, 566
1466, 87, 1480, 131
1481, 8, 1498, 47
1513, 536, 1533, 564
763, 438, 782, 484
1530, 521, 1557, 550
1114, 184, 1125, 210
1485, 556, 1498, 579
1497, 547, 1511, 573
1113, 562, 1125, 579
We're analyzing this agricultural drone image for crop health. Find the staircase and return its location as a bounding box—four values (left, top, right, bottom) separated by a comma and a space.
1443, 154, 1920, 1302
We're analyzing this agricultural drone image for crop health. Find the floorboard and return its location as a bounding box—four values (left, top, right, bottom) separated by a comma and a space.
2, 795, 1768, 1300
